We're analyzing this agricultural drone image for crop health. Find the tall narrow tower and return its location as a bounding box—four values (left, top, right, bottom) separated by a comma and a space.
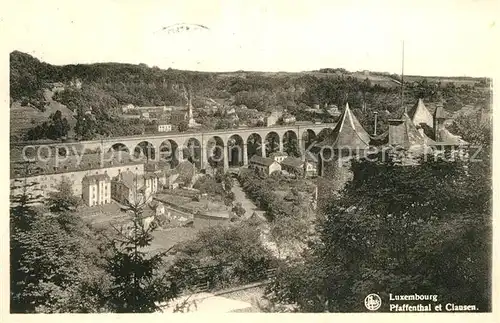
433, 103, 446, 142
187, 88, 193, 120
401, 40, 405, 114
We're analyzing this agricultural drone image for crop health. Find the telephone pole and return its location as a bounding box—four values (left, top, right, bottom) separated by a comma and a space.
401, 41, 405, 114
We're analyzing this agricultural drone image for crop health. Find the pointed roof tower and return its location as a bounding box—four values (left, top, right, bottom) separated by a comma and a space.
317, 103, 371, 149
408, 98, 434, 128
388, 112, 435, 148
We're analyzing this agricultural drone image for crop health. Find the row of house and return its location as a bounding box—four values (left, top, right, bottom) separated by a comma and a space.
248, 151, 318, 177
11, 147, 199, 207
121, 104, 192, 133
81, 160, 197, 207
121, 104, 172, 114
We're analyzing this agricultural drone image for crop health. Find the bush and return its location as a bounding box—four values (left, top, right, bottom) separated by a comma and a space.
167, 222, 276, 291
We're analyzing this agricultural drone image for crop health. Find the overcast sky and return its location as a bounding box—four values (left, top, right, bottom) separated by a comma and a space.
2, 0, 498, 77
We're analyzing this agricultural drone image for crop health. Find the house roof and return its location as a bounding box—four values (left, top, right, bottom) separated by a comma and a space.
83, 173, 110, 183
269, 151, 288, 158
114, 171, 142, 190
11, 151, 144, 178
143, 172, 158, 179
388, 112, 434, 148
316, 103, 371, 149
281, 156, 303, 168
408, 99, 434, 128
170, 160, 196, 183
436, 129, 468, 145
249, 155, 276, 167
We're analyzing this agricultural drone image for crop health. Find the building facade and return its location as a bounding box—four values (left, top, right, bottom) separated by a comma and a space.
170, 110, 188, 125
10, 153, 146, 202
82, 174, 111, 207
269, 151, 288, 163
158, 123, 172, 132
281, 156, 317, 177
249, 155, 281, 176
111, 171, 159, 205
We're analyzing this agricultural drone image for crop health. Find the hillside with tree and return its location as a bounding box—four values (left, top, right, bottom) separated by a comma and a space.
10, 50, 492, 141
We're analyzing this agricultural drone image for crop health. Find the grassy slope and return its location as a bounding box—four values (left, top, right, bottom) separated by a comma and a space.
10, 89, 76, 138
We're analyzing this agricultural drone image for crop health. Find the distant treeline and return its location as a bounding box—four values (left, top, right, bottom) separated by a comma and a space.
10, 50, 492, 140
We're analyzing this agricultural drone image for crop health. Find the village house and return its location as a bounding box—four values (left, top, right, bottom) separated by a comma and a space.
50, 82, 66, 93
122, 105, 170, 114
281, 156, 318, 177
157, 119, 173, 132
111, 171, 159, 205
269, 151, 288, 163
10, 152, 146, 201
281, 112, 296, 125
170, 110, 189, 126
248, 155, 281, 176
265, 111, 283, 127
82, 173, 111, 207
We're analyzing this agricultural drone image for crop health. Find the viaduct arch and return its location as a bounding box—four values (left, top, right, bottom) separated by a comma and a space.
45, 124, 336, 171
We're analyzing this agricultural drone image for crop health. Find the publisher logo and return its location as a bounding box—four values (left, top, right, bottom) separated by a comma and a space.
365, 294, 382, 311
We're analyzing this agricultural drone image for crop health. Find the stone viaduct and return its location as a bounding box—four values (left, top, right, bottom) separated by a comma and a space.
17, 123, 335, 171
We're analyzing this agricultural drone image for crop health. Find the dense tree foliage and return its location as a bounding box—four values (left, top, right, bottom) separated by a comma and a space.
265, 148, 491, 312
25, 110, 70, 140
10, 163, 110, 313
167, 221, 275, 291
10, 163, 178, 313
104, 198, 178, 313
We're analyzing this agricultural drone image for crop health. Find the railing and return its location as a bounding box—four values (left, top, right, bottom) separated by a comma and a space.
178, 264, 279, 296
11, 123, 336, 146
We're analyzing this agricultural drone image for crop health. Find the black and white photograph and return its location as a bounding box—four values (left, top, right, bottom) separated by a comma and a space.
3, 0, 497, 318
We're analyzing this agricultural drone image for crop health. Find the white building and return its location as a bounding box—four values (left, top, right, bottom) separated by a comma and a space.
158, 122, 172, 132
82, 174, 111, 207
269, 151, 288, 163
249, 155, 282, 176
265, 111, 283, 127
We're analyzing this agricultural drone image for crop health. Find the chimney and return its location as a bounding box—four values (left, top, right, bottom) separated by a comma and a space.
417, 126, 425, 138
373, 111, 378, 136
388, 119, 405, 145
433, 103, 446, 142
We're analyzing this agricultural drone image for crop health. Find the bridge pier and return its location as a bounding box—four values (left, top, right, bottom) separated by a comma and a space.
223, 145, 229, 171
243, 144, 248, 166
278, 139, 284, 153
298, 138, 304, 157
177, 147, 184, 163
261, 142, 266, 158
201, 141, 208, 170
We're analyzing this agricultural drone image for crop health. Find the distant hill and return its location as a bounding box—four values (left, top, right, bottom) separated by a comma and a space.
9, 50, 491, 141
